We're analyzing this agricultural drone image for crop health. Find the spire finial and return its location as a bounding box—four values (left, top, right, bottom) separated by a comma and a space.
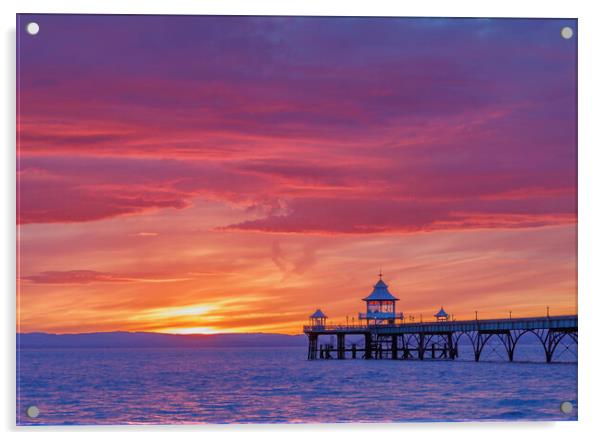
378, 268, 383, 280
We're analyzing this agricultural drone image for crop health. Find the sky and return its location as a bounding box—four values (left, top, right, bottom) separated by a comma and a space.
17, 15, 577, 334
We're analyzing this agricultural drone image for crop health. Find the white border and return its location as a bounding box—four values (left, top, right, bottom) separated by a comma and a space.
2, 1, 601, 439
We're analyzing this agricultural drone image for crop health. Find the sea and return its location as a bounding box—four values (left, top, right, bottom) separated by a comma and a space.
17, 341, 577, 425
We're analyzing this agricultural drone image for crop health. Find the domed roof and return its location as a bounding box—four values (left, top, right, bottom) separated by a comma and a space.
435, 307, 448, 318
363, 278, 399, 301
310, 309, 327, 319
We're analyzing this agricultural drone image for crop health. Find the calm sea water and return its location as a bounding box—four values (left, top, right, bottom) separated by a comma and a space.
17, 343, 577, 425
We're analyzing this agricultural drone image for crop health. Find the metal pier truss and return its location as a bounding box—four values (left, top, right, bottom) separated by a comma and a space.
304, 315, 577, 363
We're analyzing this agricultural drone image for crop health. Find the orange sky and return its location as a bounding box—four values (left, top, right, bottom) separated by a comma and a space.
16, 16, 577, 334
17, 200, 577, 334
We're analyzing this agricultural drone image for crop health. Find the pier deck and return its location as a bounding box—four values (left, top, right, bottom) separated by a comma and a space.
303, 315, 577, 363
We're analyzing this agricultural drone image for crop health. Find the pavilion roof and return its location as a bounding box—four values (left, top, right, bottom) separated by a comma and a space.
363, 279, 399, 301
310, 309, 327, 319
435, 307, 449, 317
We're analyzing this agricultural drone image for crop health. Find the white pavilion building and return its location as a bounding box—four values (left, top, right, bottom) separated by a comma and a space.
358, 274, 404, 325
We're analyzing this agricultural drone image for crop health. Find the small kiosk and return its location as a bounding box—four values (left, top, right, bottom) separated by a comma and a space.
309, 309, 327, 329
434, 307, 449, 322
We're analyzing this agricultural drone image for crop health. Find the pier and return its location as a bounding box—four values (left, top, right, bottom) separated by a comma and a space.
304, 275, 577, 363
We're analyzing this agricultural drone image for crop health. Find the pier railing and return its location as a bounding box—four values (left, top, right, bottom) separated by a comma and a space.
303, 315, 577, 334
358, 312, 404, 320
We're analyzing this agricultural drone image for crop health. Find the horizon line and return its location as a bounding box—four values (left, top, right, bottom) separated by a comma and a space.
17, 312, 578, 336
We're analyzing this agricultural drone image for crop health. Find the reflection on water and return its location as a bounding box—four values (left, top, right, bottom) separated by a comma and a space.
17, 344, 577, 425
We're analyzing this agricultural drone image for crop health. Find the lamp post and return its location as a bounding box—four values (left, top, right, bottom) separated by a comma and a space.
509, 311, 512, 319
475, 311, 478, 321
546, 306, 550, 318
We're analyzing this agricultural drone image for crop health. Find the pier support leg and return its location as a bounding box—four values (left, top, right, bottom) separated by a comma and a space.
392, 336, 398, 360
474, 332, 493, 362
447, 333, 455, 359
401, 335, 411, 360
533, 329, 565, 363
307, 334, 318, 360
537, 330, 554, 363
364, 333, 372, 359
506, 332, 515, 362
418, 333, 425, 360
337, 334, 345, 360
352, 344, 357, 359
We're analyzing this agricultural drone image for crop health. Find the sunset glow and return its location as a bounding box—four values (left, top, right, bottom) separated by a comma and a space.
17, 16, 577, 334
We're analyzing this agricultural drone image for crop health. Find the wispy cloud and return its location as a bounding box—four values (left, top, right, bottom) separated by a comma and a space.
22, 270, 192, 285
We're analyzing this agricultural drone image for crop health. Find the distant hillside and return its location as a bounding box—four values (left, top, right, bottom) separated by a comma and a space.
18, 331, 307, 349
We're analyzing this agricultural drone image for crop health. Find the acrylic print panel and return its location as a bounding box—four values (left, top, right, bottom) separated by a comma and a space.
16, 14, 577, 425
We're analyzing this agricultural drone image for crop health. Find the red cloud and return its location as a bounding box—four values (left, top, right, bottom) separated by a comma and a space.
17, 150, 576, 231
17, 156, 271, 224
225, 196, 576, 234
18, 175, 189, 224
